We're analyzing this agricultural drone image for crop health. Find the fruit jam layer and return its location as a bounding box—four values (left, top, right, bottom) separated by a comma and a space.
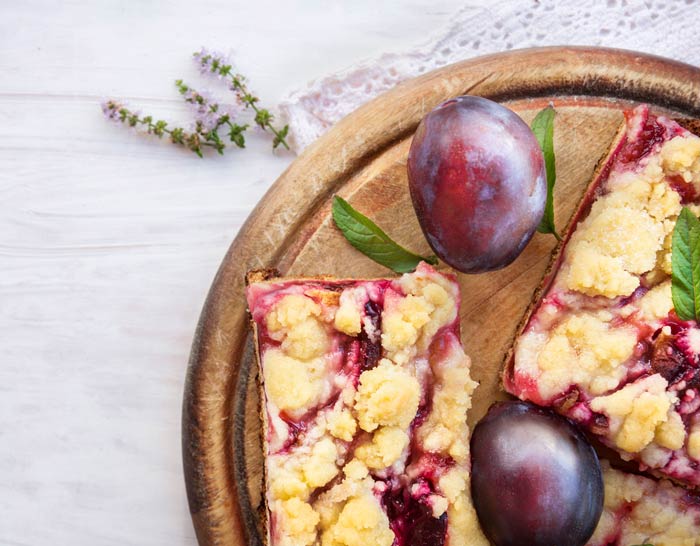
246, 263, 488, 546
507, 105, 700, 490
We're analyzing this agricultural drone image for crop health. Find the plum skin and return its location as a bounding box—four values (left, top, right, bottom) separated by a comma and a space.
470, 401, 604, 546
408, 96, 546, 273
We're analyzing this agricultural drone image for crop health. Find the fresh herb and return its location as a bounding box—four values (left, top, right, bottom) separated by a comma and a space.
332, 196, 437, 273
101, 48, 288, 156
671, 207, 700, 321
102, 100, 218, 158
531, 106, 561, 241
194, 48, 289, 150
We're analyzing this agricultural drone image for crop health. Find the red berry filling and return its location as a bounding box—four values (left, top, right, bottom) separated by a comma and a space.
383, 486, 447, 546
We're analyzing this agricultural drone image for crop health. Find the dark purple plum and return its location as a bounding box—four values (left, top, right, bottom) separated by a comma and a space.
470, 401, 603, 546
408, 96, 546, 273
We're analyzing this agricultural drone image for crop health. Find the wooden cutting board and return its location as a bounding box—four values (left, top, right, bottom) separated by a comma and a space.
182, 47, 700, 545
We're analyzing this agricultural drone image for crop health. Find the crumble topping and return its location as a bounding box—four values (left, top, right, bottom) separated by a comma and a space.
509, 105, 700, 490
589, 375, 675, 454
247, 263, 488, 546
264, 349, 324, 412
590, 462, 700, 546
563, 137, 683, 298
354, 359, 421, 432
266, 293, 329, 360
534, 312, 637, 399
334, 288, 365, 336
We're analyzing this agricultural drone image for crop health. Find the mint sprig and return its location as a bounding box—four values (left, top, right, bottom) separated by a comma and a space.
101, 48, 288, 156
332, 196, 437, 273
671, 207, 700, 321
531, 106, 561, 241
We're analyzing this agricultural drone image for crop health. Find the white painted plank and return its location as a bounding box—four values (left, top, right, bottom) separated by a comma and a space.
0, 0, 461, 543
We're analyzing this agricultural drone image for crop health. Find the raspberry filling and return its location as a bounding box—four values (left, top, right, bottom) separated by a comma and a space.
383, 487, 447, 546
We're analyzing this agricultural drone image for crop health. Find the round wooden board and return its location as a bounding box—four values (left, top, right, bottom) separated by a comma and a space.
183, 47, 700, 545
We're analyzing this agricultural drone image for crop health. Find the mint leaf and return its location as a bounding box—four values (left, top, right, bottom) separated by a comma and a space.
531, 106, 561, 241
332, 196, 437, 273
672, 207, 700, 321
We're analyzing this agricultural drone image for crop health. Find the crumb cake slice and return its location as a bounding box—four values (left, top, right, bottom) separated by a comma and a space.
246, 263, 488, 546
591, 463, 700, 546
505, 105, 700, 488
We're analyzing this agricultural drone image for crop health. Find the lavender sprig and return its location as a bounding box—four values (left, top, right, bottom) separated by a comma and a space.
194, 49, 290, 150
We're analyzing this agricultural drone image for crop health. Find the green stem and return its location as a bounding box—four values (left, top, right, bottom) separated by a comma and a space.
229, 76, 290, 150
119, 108, 216, 157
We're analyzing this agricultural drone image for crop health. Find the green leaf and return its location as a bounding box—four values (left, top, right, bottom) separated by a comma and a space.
672, 207, 700, 321
272, 125, 289, 149
228, 124, 247, 148
255, 109, 272, 128
332, 196, 437, 273
531, 106, 560, 240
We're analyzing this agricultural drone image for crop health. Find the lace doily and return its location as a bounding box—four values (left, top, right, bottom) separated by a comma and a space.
280, 0, 700, 153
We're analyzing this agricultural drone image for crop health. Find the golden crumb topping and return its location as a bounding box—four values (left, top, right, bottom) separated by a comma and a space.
354, 359, 421, 433
561, 136, 700, 299
267, 293, 329, 360
590, 375, 675, 454
589, 462, 700, 545
326, 408, 357, 442
534, 312, 637, 399
355, 426, 409, 469
660, 134, 700, 181
438, 468, 489, 546
417, 334, 477, 463
275, 498, 320, 546
320, 496, 394, 546
302, 437, 340, 489
637, 280, 673, 321
654, 409, 685, 451
382, 272, 457, 364
334, 288, 364, 336
264, 349, 323, 412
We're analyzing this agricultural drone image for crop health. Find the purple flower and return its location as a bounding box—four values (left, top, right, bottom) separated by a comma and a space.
177, 81, 241, 132
193, 47, 233, 78
101, 99, 123, 121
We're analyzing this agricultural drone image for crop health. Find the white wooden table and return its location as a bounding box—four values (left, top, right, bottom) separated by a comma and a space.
0, 1, 463, 543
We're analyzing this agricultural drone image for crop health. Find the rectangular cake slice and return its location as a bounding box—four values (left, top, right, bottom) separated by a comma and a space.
246, 262, 488, 546
505, 105, 700, 488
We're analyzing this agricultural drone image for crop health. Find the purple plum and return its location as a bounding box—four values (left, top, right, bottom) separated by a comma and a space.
470, 401, 604, 546
408, 96, 546, 273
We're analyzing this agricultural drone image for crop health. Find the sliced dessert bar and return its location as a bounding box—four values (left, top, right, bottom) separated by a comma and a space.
506, 105, 700, 488
246, 263, 488, 546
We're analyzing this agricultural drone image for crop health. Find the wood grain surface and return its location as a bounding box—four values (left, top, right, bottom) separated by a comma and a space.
182, 47, 700, 545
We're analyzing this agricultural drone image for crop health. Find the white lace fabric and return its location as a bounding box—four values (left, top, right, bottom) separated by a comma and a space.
280, 0, 700, 153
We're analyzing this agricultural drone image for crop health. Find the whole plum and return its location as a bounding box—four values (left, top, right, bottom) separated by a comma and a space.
408, 96, 546, 273
470, 401, 603, 546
